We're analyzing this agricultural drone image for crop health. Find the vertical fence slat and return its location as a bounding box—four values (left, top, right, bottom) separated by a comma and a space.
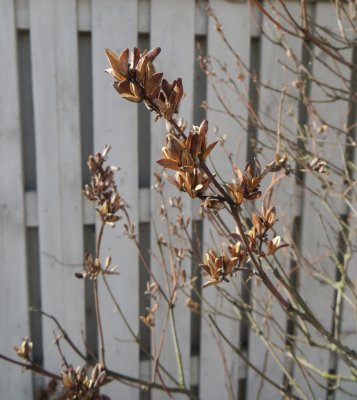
336, 40, 357, 400
91, 1, 139, 398
247, 3, 301, 398
0, 0, 32, 397
200, 2, 251, 399
298, 3, 352, 398
150, 1, 195, 397
29, 0, 84, 371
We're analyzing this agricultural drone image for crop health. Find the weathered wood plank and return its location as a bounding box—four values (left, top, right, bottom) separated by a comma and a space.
149, 1, 195, 398
91, 1, 140, 398
29, 0, 84, 371
0, 0, 32, 397
200, 1, 251, 399
246, 3, 301, 399
335, 43, 357, 398
298, 3, 352, 398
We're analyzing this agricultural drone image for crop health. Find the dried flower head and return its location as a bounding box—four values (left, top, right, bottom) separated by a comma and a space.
13, 337, 33, 361
105, 47, 185, 121
84, 146, 124, 226
187, 120, 218, 163
140, 303, 158, 328
75, 254, 119, 280
251, 206, 276, 235
105, 47, 162, 103
227, 241, 248, 265
62, 363, 108, 400
226, 161, 262, 205
185, 298, 201, 314
151, 78, 184, 120
157, 120, 217, 172
267, 236, 289, 256
157, 134, 194, 171
200, 249, 240, 288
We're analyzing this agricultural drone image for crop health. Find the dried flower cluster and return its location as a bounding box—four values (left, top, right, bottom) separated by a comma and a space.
75, 254, 118, 280
105, 46, 289, 290
84, 146, 124, 226
13, 337, 33, 361
105, 47, 183, 120
200, 242, 249, 288
185, 298, 201, 314
61, 363, 108, 400
225, 161, 262, 206
247, 205, 289, 256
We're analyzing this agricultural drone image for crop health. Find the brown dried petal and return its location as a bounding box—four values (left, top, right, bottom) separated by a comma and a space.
180, 149, 194, 170
170, 78, 183, 108
246, 191, 261, 201
146, 47, 161, 62
199, 119, 208, 137
201, 140, 218, 161
203, 197, 225, 209
145, 72, 163, 97
104, 48, 129, 81
130, 47, 141, 70
157, 158, 181, 171
252, 213, 261, 232
114, 81, 142, 103
129, 82, 143, 100
200, 263, 211, 276
165, 135, 184, 161
152, 97, 167, 116
161, 79, 171, 99
265, 206, 276, 226
189, 132, 203, 159
145, 61, 156, 80
136, 55, 148, 81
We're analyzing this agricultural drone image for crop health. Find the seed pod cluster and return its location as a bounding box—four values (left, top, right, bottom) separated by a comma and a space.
105, 47, 183, 120
83, 146, 124, 225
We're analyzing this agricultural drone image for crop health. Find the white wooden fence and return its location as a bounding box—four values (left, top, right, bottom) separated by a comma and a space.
1, 0, 356, 399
